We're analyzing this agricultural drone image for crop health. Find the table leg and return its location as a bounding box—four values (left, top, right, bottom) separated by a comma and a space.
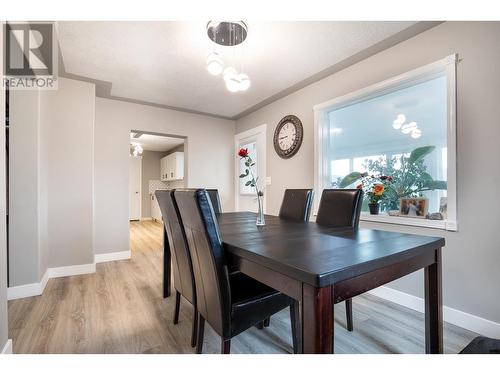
163, 224, 171, 298
424, 248, 443, 354
302, 284, 334, 354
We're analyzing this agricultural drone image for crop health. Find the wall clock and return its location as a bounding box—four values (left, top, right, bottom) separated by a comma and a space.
273, 115, 303, 159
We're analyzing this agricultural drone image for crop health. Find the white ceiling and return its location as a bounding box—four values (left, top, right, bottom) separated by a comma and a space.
57, 21, 417, 118
130, 133, 184, 152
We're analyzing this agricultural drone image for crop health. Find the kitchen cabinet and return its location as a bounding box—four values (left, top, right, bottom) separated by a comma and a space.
151, 194, 162, 222
160, 151, 184, 181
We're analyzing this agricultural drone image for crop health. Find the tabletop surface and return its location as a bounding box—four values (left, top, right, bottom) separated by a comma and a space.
217, 212, 445, 287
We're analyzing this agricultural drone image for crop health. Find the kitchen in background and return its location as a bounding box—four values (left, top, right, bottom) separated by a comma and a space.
129, 131, 186, 222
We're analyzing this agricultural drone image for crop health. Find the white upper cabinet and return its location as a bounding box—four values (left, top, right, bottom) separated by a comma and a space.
161, 152, 184, 181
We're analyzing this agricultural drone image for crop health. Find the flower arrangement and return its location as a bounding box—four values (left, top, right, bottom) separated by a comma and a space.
355, 173, 393, 214
339, 146, 447, 211
238, 148, 265, 225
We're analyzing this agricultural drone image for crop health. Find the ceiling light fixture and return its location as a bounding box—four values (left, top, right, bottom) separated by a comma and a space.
401, 121, 418, 135
392, 115, 423, 139
206, 52, 224, 76
392, 114, 406, 129
410, 128, 422, 139
206, 21, 251, 93
131, 143, 143, 157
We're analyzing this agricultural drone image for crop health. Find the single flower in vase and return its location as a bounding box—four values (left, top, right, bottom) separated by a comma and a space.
238, 148, 265, 226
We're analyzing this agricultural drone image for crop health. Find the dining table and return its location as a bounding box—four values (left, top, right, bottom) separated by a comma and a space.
163, 211, 444, 354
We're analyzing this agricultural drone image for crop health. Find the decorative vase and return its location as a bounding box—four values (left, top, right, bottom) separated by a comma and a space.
368, 203, 380, 215
256, 194, 266, 226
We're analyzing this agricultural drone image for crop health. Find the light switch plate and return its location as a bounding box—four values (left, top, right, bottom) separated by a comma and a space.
265, 176, 272, 185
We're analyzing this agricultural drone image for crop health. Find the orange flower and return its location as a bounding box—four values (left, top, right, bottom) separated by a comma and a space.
373, 184, 385, 196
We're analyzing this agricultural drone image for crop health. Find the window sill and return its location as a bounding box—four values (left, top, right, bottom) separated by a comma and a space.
360, 212, 457, 231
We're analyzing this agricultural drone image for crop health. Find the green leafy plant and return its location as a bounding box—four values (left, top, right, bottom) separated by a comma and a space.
339, 146, 447, 210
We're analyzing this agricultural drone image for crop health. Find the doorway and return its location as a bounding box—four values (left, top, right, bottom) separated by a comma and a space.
128, 131, 186, 256
234, 124, 267, 212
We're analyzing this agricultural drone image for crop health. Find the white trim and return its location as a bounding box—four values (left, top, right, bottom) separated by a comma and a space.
140, 217, 152, 221
313, 55, 457, 112
368, 286, 500, 339
1, 339, 13, 354
95, 250, 131, 263
129, 155, 142, 220
7, 263, 95, 300
7, 269, 48, 300
47, 263, 95, 278
314, 54, 458, 231
234, 124, 267, 213
7, 281, 44, 300
360, 212, 458, 231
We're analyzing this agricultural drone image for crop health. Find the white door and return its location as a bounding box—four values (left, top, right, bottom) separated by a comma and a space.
235, 124, 267, 212
129, 156, 142, 220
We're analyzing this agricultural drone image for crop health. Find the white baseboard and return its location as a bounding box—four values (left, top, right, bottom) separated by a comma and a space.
7, 269, 48, 300
1, 339, 13, 354
140, 217, 152, 221
95, 250, 131, 263
47, 263, 96, 278
7, 263, 95, 301
368, 286, 500, 339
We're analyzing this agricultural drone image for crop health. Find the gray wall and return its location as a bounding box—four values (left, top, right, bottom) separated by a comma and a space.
40, 78, 96, 268
235, 22, 500, 324
7, 77, 96, 287
9, 90, 42, 285
140, 150, 167, 218
94, 97, 235, 255
0, 24, 9, 351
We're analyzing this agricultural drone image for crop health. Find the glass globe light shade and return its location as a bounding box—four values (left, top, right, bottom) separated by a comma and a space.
223, 67, 237, 81
206, 52, 223, 76
392, 120, 402, 130
226, 75, 241, 92
401, 121, 417, 134
411, 128, 422, 139
239, 73, 251, 91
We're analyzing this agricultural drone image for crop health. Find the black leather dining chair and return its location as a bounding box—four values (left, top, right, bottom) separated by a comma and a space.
279, 189, 314, 222
316, 189, 364, 332
206, 189, 222, 214
174, 188, 301, 354
155, 190, 198, 348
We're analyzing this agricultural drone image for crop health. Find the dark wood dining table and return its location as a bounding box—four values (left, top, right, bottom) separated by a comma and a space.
163, 211, 444, 354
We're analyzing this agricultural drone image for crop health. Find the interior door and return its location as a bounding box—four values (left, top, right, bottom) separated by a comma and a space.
129, 156, 142, 220
235, 124, 267, 213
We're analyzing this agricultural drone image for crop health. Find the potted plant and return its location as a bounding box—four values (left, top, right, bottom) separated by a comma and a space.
238, 148, 265, 226
339, 146, 447, 211
355, 174, 393, 215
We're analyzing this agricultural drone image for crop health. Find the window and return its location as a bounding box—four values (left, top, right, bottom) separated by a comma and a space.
239, 141, 257, 195
315, 55, 457, 230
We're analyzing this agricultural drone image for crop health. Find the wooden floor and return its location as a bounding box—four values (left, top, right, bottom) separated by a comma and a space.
8, 220, 477, 354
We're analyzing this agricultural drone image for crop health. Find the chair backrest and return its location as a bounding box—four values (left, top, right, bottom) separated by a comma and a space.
174, 188, 231, 337
278, 189, 314, 222
316, 189, 364, 228
155, 190, 196, 305
206, 189, 222, 214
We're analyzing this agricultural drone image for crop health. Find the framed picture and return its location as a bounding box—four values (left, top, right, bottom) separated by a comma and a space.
399, 198, 429, 218
439, 197, 448, 219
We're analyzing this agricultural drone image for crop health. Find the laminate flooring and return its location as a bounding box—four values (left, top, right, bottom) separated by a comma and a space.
8, 220, 477, 354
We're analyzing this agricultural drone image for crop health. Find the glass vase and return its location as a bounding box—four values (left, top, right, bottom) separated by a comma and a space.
256, 194, 266, 226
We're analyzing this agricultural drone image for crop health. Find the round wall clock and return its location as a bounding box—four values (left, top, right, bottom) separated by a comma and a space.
273, 115, 304, 159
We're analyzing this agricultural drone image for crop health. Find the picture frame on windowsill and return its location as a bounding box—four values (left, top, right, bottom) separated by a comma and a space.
399, 198, 429, 218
